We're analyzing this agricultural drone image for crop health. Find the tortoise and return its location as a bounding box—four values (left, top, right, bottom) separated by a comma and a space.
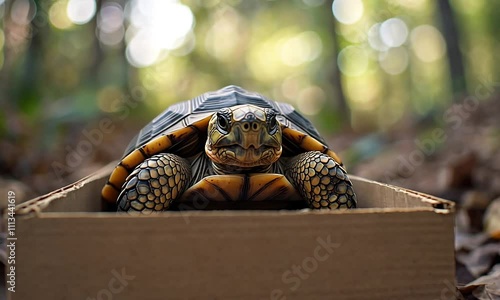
101, 85, 356, 213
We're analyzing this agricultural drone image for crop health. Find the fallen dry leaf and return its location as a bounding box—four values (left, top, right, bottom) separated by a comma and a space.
459, 269, 500, 300
456, 242, 500, 278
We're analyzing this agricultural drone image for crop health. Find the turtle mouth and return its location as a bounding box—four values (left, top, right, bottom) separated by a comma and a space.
206, 144, 281, 167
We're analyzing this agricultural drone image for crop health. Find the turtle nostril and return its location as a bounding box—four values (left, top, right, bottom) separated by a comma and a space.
242, 122, 260, 131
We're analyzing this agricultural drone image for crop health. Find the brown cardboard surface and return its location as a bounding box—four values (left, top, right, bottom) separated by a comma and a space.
10, 163, 457, 300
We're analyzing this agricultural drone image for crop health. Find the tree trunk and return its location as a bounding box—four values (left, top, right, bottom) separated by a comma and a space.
436, 0, 466, 99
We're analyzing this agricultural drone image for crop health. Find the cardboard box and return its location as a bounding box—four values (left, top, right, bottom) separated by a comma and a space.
9, 162, 456, 300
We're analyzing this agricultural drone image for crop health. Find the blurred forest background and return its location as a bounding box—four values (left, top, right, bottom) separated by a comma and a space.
1, 0, 499, 200
0, 0, 500, 295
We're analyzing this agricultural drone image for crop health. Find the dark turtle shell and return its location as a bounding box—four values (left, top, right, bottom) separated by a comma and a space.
123, 85, 326, 158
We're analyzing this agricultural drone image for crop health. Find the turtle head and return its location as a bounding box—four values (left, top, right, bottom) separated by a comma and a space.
205, 104, 282, 170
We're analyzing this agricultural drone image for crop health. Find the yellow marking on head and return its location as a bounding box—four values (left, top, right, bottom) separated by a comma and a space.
231, 105, 267, 122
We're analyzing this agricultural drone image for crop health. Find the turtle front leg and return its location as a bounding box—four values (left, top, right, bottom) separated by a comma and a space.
117, 153, 192, 214
285, 151, 357, 209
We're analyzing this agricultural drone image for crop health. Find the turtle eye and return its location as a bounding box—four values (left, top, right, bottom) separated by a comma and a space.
217, 113, 230, 133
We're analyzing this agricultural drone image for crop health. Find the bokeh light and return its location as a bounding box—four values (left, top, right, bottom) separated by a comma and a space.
247, 39, 281, 82
332, 0, 364, 25
379, 47, 409, 75
368, 23, 389, 52
67, 0, 96, 25
171, 32, 196, 56
410, 25, 446, 62
345, 76, 381, 110
125, 0, 195, 68
205, 7, 243, 62
380, 18, 408, 48
97, 2, 124, 47
98, 26, 124, 47
49, 1, 73, 30
297, 86, 326, 116
99, 3, 123, 33
2, 1, 493, 135
280, 31, 322, 67
337, 46, 369, 76
126, 30, 162, 68
10, 0, 36, 25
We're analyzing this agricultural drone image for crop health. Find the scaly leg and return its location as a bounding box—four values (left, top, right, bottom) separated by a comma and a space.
285, 151, 356, 209
117, 153, 192, 214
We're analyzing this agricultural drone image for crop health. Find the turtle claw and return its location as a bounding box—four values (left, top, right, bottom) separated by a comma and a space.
285, 151, 357, 209
117, 153, 191, 213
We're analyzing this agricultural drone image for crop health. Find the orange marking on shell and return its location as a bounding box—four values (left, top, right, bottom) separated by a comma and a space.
101, 184, 119, 203
109, 165, 129, 187
283, 128, 324, 151
199, 175, 244, 201
282, 127, 344, 166
326, 149, 343, 166
282, 127, 306, 145
300, 135, 325, 151
247, 174, 302, 202
180, 174, 302, 202
143, 135, 172, 156
121, 150, 146, 170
